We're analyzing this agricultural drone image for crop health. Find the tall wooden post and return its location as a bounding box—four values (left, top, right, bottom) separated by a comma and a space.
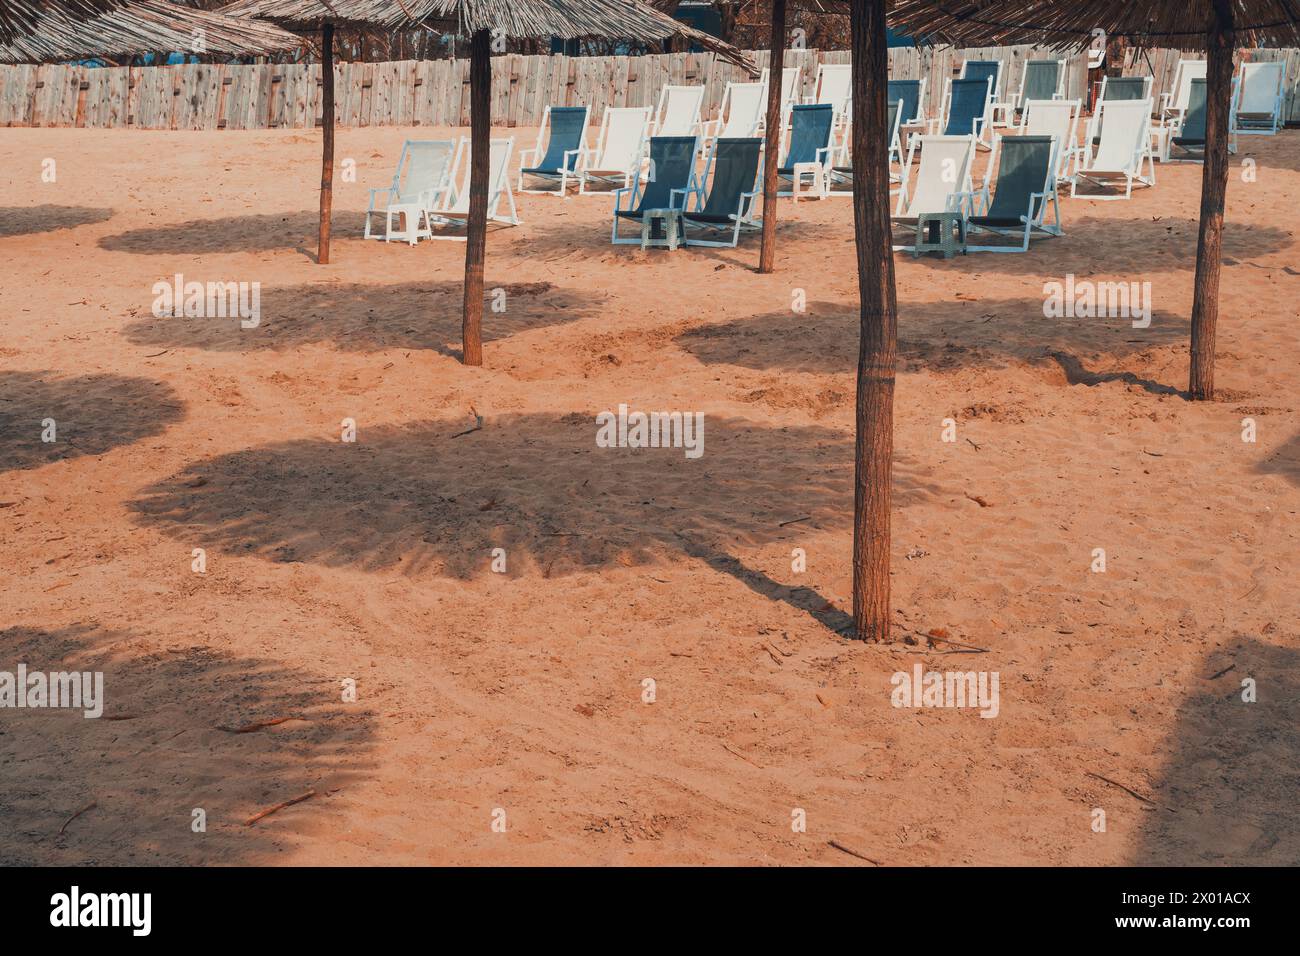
317, 22, 335, 265
1189, 0, 1235, 400
461, 29, 491, 367
757, 0, 787, 274
850, 0, 897, 642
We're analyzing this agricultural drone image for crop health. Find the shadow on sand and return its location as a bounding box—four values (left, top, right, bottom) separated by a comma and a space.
98, 211, 368, 255
121, 280, 597, 355
1134, 637, 1299, 864
677, 297, 1188, 392
0, 623, 376, 865
0, 205, 113, 238
901, 216, 1293, 276
128, 414, 941, 632
1256, 430, 1300, 487
0, 371, 185, 473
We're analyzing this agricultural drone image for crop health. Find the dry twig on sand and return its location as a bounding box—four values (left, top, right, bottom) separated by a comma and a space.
245, 790, 316, 826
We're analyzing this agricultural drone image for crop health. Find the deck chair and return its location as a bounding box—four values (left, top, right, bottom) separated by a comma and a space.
892, 133, 976, 251
1166, 77, 1239, 161
887, 78, 927, 127
364, 139, 459, 245
804, 62, 852, 126
610, 135, 700, 245
651, 84, 705, 138
777, 103, 836, 200
518, 105, 589, 196
961, 59, 1006, 131
701, 81, 766, 154
677, 137, 764, 248
1010, 59, 1066, 116
827, 100, 902, 197
428, 137, 520, 240
931, 77, 994, 148
1236, 61, 1286, 134
1074, 98, 1155, 199
961, 134, 1062, 252
1018, 98, 1081, 181
760, 64, 802, 119
577, 106, 651, 195
1162, 59, 1208, 120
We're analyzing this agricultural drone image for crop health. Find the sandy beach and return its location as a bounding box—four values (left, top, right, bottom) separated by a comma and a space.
1, 123, 1297, 865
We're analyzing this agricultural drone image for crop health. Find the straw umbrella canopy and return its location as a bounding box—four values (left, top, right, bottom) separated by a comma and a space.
0, 0, 301, 61
224, 0, 748, 364
890, 0, 1300, 401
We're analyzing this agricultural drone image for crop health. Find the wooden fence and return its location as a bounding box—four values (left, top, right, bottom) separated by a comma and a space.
2, 46, 1297, 131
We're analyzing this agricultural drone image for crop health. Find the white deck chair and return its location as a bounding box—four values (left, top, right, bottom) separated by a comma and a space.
577, 106, 651, 194
759, 64, 802, 130
804, 62, 852, 126
1236, 61, 1287, 134
701, 81, 765, 153
892, 133, 976, 250
427, 137, 520, 240
364, 139, 459, 245
1161, 59, 1208, 120
1073, 98, 1155, 200
1018, 98, 1082, 181
651, 84, 705, 138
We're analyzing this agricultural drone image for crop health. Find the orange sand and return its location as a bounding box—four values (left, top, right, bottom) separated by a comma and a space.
1, 124, 1297, 865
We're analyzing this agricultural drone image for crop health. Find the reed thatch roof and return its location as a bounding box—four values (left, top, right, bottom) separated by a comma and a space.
0, 0, 302, 62
891, 0, 1300, 50
220, 0, 752, 67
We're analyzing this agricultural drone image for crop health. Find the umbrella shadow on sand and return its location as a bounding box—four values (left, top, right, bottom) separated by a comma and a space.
1256, 430, 1300, 487
0, 205, 113, 238
901, 216, 1293, 276
0, 623, 377, 865
0, 371, 185, 473
128, 414, 942, 634
1133, 637, 1299, 864
121, 279, 598, 356
98, 211, 369, 256
677, 297, 1188, 394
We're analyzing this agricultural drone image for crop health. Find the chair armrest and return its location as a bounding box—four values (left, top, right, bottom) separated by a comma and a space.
518, 147, 539, 167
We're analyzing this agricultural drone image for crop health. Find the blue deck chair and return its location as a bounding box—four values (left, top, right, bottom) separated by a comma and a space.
1092, 76, 1151, 145
934, 77, 994, 148
518, 105, 589, 195
610, 135, 700, 245
827, 100, 901, 197
887, 79, 925, 125
961, 60, 1003, 132
959, 134, 1062, 253
777, 103, 835, 199
677, 137, 764, 248
1013, 59, 1064, 116
1168, 77, 1239, 160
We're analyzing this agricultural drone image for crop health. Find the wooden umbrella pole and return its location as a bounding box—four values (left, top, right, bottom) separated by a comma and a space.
461, 28, 491, 367
757, 0, 786, 274
1188, 0, 1235, 401
850, 0, 897, 642
317, 22, 335, 265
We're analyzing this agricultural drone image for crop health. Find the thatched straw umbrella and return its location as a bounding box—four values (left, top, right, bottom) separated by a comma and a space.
224, 1, 746, 365
890, 0, 1300, 401
0, 0, 300, 61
